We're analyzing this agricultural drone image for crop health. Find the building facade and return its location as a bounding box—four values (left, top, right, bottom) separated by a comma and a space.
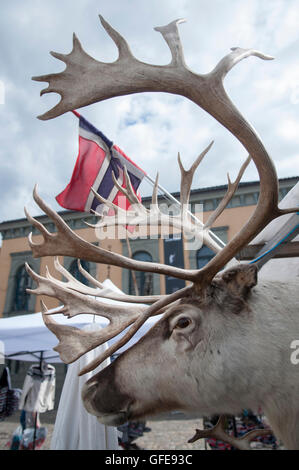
0, 176, 297, 318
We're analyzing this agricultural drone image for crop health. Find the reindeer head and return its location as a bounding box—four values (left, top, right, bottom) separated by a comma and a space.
26, 16, 299, 449
81, 263, 259, 426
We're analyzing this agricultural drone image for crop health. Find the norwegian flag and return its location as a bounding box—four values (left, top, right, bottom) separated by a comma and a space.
56, 111, 146, 215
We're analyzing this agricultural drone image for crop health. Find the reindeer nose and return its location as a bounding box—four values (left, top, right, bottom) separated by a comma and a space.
81, 362, 132, 422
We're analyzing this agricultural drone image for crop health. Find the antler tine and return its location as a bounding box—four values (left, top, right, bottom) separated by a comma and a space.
24, 205, 55, 246
124, 167, 144, 206
26, 262, 146, 320
75, 259, 164, 304
151, 172, 159, 209
204, 155, 251, 231
111, 170, 133, 206
46, 261, 104, 298
52, 256, 84, 286
47, 257, 107, 298
178, 141, 214, 229
213, 47, 274, 79
90, 174, 148, 232
98, 14, 134, 61
39, 299, 135, 365
25, 184, 90, 258
83, 208, 105, 229
47, 257, 162, 304
154, 19, 187, 67
277, 206, 299, 216
148, 172, 163, 224
90, 187, 127, 216
77, 259, 104, 290
188, 415, 273, 450
178, 141, 214, 208
111, 168, 145, 209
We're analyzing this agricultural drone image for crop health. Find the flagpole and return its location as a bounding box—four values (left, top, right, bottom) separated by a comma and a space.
126, 235, 139, 295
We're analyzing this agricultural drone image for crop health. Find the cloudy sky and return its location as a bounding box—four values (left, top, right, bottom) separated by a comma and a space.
1, 0, 299, 227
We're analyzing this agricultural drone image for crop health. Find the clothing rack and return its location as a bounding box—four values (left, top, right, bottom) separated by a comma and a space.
5, 350, 51, 451
5, 350, 58, 361
32, 351, 44, 450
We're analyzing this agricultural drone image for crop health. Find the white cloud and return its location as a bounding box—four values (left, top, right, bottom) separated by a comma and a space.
279, 118, 299, 141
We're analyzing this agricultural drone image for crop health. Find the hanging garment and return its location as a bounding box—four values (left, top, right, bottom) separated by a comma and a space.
19, 363, 56, 413
0, 367, 22, 421
50, 323, 119, 450
8, 412, 48, 451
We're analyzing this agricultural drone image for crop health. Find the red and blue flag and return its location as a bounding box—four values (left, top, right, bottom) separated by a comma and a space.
56, 111, 146, 214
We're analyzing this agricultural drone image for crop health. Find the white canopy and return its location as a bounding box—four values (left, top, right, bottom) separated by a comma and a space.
251, 182, 299, 245
252, 181, 299, 282
0, 279, 161, 363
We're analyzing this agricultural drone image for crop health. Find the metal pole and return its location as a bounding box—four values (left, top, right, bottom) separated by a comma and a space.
126, 235, 139, 295
32, 351, 44, 450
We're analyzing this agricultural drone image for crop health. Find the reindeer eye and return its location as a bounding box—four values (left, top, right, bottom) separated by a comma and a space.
175, 317, 191, 329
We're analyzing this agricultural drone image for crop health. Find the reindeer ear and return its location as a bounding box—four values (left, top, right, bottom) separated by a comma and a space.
221, 264, 258, 298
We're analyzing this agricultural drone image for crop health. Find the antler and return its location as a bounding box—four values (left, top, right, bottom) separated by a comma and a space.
24, 143, 251, 370
204, 155, 252, 230
32, 17, 190, 120
25, 185, 199, 282
89, 142, 226, 252
27, 16, 299, 372
91, 147, 251, 254
25, 262, 145, 354
26, 261, 192, 374
24, 141, 250, 292
49, 256, 163, 304
188, 415, 273, 451
32, 16, 299, 287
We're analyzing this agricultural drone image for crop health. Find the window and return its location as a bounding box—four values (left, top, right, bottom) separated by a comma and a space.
69, 259, 90, 285
279, 187, 291, 200
196, 245, 215, 269
13, 264, 33, 311
230, 195, 241, 208
211, 226, 228, 245
204, 200, 215, 211
129, 251, 153, 295
244, 193, 257, 205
